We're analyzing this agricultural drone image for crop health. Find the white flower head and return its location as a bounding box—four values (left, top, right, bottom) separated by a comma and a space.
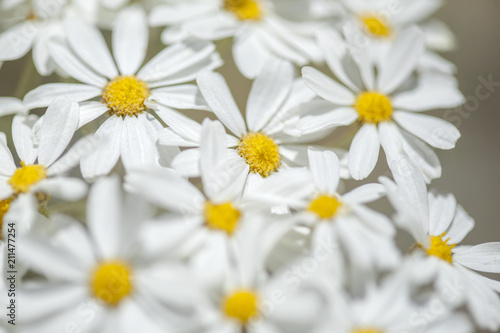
381, 159, 500, 331
149, 0, 323, 78
22, 5, 222, 180
298, 27, 464, 181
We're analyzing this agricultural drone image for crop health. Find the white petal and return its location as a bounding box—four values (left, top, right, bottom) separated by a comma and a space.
48, 135, 101, 176
392, 74, 464, 111
49, 41, 107, 87
150, 84, 209, 110
246, 58, 294, 132
196, 70, 246, 137
12, 114, 38, 164
447, 205, 475, 244
233, 27, 269, 79
0, 133, 16, 176
33, 177, 87, 201
393, 111, 460, 150
307, 147, 339, 195
455, 243, 500, 274
0, 21, 36, 61
297, 105, 358, 135
38, 97, 79, 166
377, 27, 425, 94
200, 119, 227, 199
428, 192, 456, 236
0, 97, 25, 116
80, 117, 122, 180
23, 83, 101, 110
113, 6, 148, 75
120, 115, 157, 170
302, 66, 355, 105
87, 176, 123, 259
64, 19, 118, 79
343, 183, 386, 204
349, 124, 380, 180
78, 101, 108, 128
171, 149, 201, 177
125, 167, 204, 213
154, 104, 202, 144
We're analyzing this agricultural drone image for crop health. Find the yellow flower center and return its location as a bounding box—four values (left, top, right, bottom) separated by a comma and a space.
204, 201, 241, 235
8, 162, 47, 194
102, 76, 150, 117
237, 132, 280, 178
360, 14, 392, 38
0, 198, 13, 239
355, 92, 393, 124
426, 233, 455, 263
309, 195, 342, 219
223, 290, 259, 324
224, 0, 262, 20
91, 261, 133, 307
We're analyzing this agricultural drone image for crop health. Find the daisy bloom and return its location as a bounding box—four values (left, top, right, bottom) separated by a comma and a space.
246, 147, 399, 276
22, 5, 222, 180
126, 119, 304, 286
297, 27, 464, 181
381, 160, 500, 331
149, 0, 323, 78
18, 177, 204, 333
162, 58, 340, 186
337, 0, 456, 73
0, 0, 98, 75
192, 214, 327, 333
0, 97, 91, 212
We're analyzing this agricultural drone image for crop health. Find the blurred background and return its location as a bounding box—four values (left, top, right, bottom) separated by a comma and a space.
0, 1, 498, 248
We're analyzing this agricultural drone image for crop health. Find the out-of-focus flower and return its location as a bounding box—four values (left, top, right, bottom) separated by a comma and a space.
149, 0, 323, 78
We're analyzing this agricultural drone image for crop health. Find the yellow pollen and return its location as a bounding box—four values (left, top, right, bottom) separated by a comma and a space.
309, 195, 342, 219
360, 14, 392, 38
237, 132, 280, 178
91, 261, 133, 307
0, 198, 13, 239
224, 0, 262, 20
355, 92, 393, 124
102, 76, 150, 117
426, 232, 455, 263
223, 290, 259, 324
8, 162, 47, 194
204, 201, 241, 235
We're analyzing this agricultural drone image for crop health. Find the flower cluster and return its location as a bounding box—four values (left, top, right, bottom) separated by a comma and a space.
0, 0, 498, 333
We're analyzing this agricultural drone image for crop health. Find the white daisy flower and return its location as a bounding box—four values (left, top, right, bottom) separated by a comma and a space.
381, 160, 500, 331
297, 27, 464, 181
337, 0, 457, 73
162, 58, 342, 185
22, 6, 222, 180
246, 147, 400, 276
192, 214, 327, 333
18, 177, 204, 333
149, 0, 323, 78
0, 0, 98, 75
316, 272, 473, 333
0, 97, 91, 208
125, 119, 305, 287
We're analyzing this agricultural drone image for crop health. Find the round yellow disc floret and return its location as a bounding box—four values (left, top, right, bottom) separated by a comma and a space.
355, 92, 393, 124
237, 132, 280, 178
102, 76, 150, 117
91, 261, 133, 307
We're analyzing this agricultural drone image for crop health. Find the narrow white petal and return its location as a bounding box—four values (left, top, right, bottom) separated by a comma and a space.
302, 66, 355, 105
38, 97, 79, 166
349, 124, 380, 180
455, 243, 500, 273
120, 115, 157, 170
0, 97, 25, 116
23, 83, 101, 110
78, 101, 108, 128
154, 104, 202, 144
447, 205, 474, 244
33, 177, 87, 201
196, 70, 246, 137
64, 20, 117, 79
0, 21, 35, 61
0, 133, 15, 176
233, 27, 269, 79
113, 6, 148, 75
87, 176, 123, 259
150, 84, 209, 110
377, 27, 425, 94
297, 105, 358, 135
343, 183, 386, 204
171, 149, 201, 177
12, 114, 38, 164
428, 192, 457, 236
246, 58, 294, 132
393, 111, 460, 150
307, 147, 340, 195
